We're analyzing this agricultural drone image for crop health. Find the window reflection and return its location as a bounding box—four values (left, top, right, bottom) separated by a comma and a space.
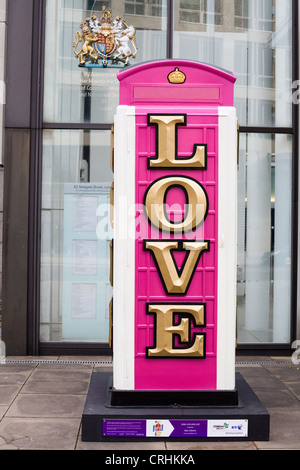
173, 0, 292, 127
40, 130, 113, 342
237, 134, 292, 343
179, 0, 223, 25
41, 0, 294, 346
125, 0, 163, 16
43, 0, 167, 124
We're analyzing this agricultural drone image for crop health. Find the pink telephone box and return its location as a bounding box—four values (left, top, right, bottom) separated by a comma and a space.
112, 60, 237, 397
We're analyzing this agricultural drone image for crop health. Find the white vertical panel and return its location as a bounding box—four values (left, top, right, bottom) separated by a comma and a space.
40, 210, 52, 333
113, 105, 136, 390
245, 135, 271, 333
273, 135, 292, 342
217, 107, 237, 390
273, 0, 293, 343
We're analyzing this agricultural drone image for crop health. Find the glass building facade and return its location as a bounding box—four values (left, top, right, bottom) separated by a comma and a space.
2, 0, 299, 355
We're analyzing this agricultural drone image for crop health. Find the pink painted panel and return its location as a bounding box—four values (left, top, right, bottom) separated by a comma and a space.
133, 85, 221, 101
134, 106, 219, 390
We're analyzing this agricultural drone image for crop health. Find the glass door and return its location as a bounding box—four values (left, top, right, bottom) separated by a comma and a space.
40, 129, 113, 343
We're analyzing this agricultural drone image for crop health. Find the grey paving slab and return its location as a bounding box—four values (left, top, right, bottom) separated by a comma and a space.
253, 387, 300, 409
236, 365, 274, 378
244, 376, 282, 390
0, 371, 33, 385
0, 385, 23, 405
58, 355, 113, 363
30, 363, 94, 371
0, 363, 36, 374
77, 439, 166, 450
6, 393, 86, 418
262, 364, 300, 381
28, 368, 92, 382
0, 365, 94, 401
0, 405, 7, 420
21, 368, 93, 395
0, 417, 81, 450
21, 378, 91, 395
165, 441, 258, 450
255, 408, 300, 450
283, 381, 300, 400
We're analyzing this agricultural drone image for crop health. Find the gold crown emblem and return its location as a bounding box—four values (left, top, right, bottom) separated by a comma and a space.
168, 67, 186, 84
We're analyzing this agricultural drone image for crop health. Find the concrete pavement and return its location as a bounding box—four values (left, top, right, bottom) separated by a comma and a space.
0, 354, 299, 450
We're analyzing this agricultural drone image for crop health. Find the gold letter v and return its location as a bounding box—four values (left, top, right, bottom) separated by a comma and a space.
144, 240, 210, 295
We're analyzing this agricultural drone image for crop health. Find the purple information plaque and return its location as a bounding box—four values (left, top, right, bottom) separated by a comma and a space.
102, 419, 248, 438
102, 419, 207, 438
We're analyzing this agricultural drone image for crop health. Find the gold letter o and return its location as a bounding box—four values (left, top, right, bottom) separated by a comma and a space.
144, 176, 208, 233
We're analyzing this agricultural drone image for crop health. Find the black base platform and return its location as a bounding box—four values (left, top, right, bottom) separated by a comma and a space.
82, 372, 270, 442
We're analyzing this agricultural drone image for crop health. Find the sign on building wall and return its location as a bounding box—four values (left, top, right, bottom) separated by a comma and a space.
112, 60, 237, 393
62, 183, 112, 341
73, 6, 137, 68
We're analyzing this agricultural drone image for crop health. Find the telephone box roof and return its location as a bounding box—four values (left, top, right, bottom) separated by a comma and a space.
117, 59, 236, 107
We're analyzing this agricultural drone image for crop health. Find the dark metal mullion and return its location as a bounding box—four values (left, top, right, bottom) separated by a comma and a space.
239, 126, 294, 135
290, 0, 299, 344
27, 0, 47, 355
42, 123, 113, 130
43, 124, 295, 133
237, 344, 292, 353
167, 0, 173, 58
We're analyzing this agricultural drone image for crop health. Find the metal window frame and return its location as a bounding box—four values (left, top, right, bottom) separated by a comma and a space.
23, 0, 299, 355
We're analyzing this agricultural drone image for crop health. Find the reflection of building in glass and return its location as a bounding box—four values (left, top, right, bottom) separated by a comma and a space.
53, 0, 284, 127
125, 0, 163, 16
179, 0, 223, 25
42, 0, 294, 346
2, 0, 298, 355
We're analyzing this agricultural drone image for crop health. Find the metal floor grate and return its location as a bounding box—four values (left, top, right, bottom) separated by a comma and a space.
2, 359, 296, 366
4, 359, 113, 365
236, 361, 295, 365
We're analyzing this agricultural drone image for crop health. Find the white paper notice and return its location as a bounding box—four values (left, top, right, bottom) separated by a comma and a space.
146, 420, 174, 437
73, 196, 98, 232
71, 283, 97, 319
207, 420, 248, 437
72, 240, 97, 276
